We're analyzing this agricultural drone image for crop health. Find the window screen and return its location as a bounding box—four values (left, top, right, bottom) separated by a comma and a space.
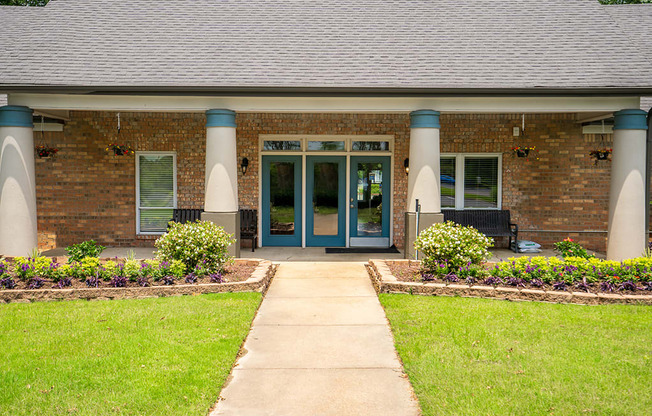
138, 154, 176, 233
463, 157, 499, 208
440, 157, 456, 208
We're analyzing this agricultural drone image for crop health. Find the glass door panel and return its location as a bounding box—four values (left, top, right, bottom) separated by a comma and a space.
306, 156, 346, 246
262, 156, 302, 246
350, 156, 390, 247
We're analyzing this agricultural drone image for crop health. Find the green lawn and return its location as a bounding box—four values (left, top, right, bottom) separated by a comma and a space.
0, 293, 262, 415
379, 294, 651, 416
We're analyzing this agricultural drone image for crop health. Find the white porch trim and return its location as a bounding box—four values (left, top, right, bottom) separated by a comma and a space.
8, 93, 640, 114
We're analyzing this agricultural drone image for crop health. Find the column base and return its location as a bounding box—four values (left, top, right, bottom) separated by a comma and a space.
404, 212, 444, 259
201, 211, 241, 258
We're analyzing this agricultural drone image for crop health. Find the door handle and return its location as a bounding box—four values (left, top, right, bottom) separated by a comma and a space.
350, 204, 355, 208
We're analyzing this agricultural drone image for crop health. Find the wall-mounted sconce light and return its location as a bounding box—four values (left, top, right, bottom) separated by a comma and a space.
404, 158, 409, 175
241, 157, 249, 175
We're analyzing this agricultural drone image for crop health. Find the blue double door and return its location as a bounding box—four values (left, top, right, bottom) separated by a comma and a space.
262, 155, 390, 247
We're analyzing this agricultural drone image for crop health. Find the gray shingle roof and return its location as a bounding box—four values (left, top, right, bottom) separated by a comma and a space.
603, 4, 652, 110
1, 0, 651, 93
642, 97, 652, 112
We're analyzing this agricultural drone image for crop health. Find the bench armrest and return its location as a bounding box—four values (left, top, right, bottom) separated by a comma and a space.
509, 223, 518, 235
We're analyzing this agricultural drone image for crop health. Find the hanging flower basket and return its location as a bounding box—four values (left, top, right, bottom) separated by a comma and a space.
589, 148, 612, 164
511, 146, 535, 158
106, 143, 134, 156
35, 145, 59, 158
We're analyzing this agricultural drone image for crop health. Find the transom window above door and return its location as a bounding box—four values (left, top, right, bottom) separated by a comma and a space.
260, 135, 393, 153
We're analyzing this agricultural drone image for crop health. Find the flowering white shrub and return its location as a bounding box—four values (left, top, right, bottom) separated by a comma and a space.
414, 221, 493, 272
155, 221, 235, 273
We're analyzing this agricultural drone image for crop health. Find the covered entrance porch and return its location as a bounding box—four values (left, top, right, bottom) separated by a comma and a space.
0, 94, 649, 261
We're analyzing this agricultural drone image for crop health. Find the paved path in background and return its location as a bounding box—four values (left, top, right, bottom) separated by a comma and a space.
211, 262, 420, 416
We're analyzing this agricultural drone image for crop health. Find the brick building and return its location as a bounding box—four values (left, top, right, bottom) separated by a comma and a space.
0, 0, 650, 260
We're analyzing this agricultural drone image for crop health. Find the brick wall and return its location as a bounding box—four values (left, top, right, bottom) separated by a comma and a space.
34, 111, 648, 253
35, 111, 206, 248
440, 114, 613, 252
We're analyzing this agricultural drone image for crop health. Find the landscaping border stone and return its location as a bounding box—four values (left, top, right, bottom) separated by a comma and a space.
0, 259, 275, 304
368, 259, 652, 306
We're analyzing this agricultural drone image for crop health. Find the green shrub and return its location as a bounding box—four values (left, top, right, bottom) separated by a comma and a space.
155, 221, 235, 273
80, 257, 100, 275
553, 238, 593, 259
170, 260, 186, 279
120, 259, 139, 281
414, 221, 493, 272
66, 240, 105, 262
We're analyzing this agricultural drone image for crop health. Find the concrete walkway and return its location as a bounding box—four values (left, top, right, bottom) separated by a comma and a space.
211, 262, 420, 416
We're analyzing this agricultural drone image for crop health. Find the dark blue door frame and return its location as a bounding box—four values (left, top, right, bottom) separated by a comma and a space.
306, 156, 346, 247
261, 155, 302, 247
349, 156, 391, 244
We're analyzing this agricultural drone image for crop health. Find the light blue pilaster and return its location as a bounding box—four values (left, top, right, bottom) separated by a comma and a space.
614, 109, 648, 130
0, 106, 33, 128
409, 109, 440, 129
206, 109, 236, 128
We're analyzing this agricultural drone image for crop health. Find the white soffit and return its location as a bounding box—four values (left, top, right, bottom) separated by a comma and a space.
9, 94, 641, 114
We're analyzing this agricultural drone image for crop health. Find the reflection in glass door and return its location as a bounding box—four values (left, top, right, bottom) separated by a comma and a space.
306, 156, 346, 247
262, 156, 302, 246
350, 156, 390, 247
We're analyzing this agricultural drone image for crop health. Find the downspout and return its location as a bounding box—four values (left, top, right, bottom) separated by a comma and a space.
646, 108, 652, 244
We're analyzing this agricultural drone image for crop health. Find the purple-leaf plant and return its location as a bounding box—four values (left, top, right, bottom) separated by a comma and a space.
442, 273, 460, 284
56, 277, 72, 289
505, 277, 525, 288
161, 276, 175, 286
27, 277, 45, 289
618, 281, 638, 292
86, 277, 101, 288
137, 277, 150, 287
552, 281, 567, 291
185, 273, 198, 284
600, 281, 616, 292
111, 276, 127, 288
530, 278, 544, 288
422, 273, 436, 282
574, 281, 591, 293
0, 277, 17, 289
483, 276, 503, 287
209, 273, 223, 283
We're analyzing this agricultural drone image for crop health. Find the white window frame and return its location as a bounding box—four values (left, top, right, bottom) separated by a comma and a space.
135, 151, 178, 235
441, 153, 502, 210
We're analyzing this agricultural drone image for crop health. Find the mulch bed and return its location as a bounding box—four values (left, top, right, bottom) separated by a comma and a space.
0, 262, 256, 291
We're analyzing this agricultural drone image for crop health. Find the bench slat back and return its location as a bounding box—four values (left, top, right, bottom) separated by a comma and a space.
442, 209, 512, 236
172, 209, 203, 224
240, 209, 258, 237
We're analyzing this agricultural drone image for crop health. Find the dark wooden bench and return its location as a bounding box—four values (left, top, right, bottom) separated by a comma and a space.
442, 209, 519, 252
170, 208, 258, 252
240, 209, 258, 252
171, 208, 204, 225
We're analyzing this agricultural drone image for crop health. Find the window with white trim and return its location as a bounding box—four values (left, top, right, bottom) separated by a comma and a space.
136, 153, 177, 234
441, 154, 501, 210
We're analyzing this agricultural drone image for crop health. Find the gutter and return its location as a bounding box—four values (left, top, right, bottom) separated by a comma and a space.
2, 86, 652, 97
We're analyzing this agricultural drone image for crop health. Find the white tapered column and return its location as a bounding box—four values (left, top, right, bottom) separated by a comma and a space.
203, 109, 240, 257
607, 109, 648, 260
404, 110, 444, 258
0, 105, 37, 257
